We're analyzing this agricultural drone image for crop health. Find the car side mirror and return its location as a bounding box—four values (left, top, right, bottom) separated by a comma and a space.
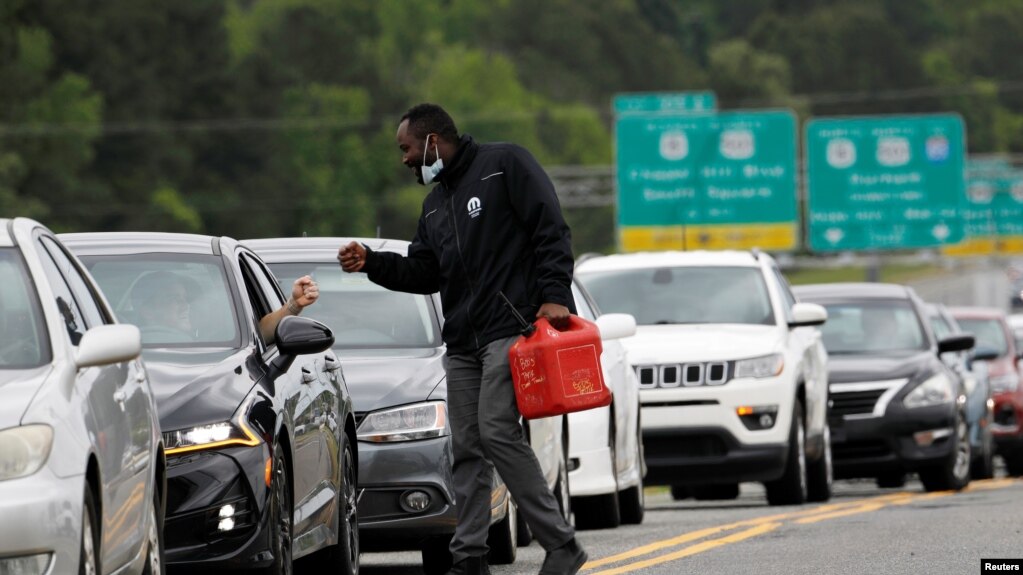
938, 334, 975, 355
789, 303, 827, 328
971, 346, 999, 362
595, 313, 637, 341
76, 324, 142, 369
275, 316, 334, 357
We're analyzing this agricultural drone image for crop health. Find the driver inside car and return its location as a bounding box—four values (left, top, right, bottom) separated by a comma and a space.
131, 271, 197, 343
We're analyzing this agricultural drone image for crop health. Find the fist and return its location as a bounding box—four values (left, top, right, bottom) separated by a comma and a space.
338, 241, 366, 273
537, 302, 570, 330
292, 275, 319, 308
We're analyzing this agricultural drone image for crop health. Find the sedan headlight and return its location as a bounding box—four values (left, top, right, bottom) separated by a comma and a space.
989, 374, 1020, 393
164, 396, 262, 455
0, 425, 53, 481
903, 374, 954, 409
734, 354, 784, 379
357, 402, 448, 443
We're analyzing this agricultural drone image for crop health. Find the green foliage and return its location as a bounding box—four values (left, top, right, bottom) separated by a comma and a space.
2, 0, 1023, 255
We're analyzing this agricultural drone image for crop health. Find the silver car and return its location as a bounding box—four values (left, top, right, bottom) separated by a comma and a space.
0, 218, 165, 575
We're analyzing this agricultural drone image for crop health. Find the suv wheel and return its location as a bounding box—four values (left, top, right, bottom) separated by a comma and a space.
486, 499, 518, 565
765, 401, 807, 506
806, 425, 833, 502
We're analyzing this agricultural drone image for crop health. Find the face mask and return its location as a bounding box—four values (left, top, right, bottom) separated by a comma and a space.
420, 135, 444, 185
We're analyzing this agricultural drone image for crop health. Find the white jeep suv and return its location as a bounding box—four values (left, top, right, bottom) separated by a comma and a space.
576, 250, 832, 505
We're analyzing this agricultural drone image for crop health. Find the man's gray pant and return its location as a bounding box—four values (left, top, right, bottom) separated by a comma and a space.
445, 335, 575, 562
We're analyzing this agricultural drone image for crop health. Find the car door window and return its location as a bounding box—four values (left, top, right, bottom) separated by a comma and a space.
771, 266, 797, 324
39, 236, 109, 328
35, 239, 90, 346
238, 254, 280, 347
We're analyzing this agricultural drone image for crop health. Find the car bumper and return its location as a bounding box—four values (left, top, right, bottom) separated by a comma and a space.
637, 375, 794, 484
0, 469, 84, 575
356, 435, 458, 552
642, 427, 788, 485
829, 402, 957, 478
163, 445, 275, 569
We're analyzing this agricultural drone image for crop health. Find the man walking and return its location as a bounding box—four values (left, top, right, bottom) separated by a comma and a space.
338, 103, 586, 575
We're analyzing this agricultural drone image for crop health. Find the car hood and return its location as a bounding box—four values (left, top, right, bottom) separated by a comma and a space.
826, 351, 936, 383
0, 366, 52, 427
622, 324, 781, 363
334, 347, 446, 414
140, 347, 256, 432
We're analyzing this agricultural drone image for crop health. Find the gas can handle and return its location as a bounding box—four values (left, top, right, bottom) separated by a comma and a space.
498, 291, 537, 337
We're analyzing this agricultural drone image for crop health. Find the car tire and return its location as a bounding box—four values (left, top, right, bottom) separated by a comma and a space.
691, 484, 740, 501
262, 443, 293, 575
919, 413, 971, 492
876, 472, 906, 488
669, 485, 691, 500
971, 425, 995, 480
765, 401, 808, 506
141, 488, 165, 575
1002, 445, 1023, 477
311, 433, 359, 574
806, 425, 833, 503
619, 424, 645, 525
421, 536, 453, 575
555, 426, 573, 524
486, 499, 518, 565
79, 485, 100, 575
573, 422, 621, 530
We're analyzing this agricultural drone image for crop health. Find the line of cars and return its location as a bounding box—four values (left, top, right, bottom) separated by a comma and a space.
2, 220, 650, 575
574, 249, 1022, 506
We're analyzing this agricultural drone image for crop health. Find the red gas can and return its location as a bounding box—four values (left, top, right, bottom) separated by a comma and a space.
508, 315, 612, 420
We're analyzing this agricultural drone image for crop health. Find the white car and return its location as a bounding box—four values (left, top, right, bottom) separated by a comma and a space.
577, 250, 832, 505
567, 280, 645, 529
0, 218, 165, 574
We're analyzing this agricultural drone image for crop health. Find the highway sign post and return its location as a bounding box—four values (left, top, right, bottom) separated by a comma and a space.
614, 109, 798, 251
806, 115, 967, 252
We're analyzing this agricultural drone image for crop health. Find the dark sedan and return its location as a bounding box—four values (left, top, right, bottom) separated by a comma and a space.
793, 283, 974, 492
61, 232, 359, 574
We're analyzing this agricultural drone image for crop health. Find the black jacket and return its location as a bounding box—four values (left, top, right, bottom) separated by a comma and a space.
363, 135, 575, 353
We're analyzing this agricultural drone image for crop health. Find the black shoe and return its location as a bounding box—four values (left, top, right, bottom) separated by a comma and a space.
445, 555, 491, 575
539, 539, 588, 575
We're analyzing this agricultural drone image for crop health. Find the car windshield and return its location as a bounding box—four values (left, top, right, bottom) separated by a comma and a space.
0, 249, 49, 368
955, 318, 1009, 357
81, 254, 241, 348
929, 314, 955, 341
271, 263, 441, 349
578, 266, 775, 326
817, 300, 928, 354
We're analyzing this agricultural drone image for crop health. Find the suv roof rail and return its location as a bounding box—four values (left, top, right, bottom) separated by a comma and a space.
751, 247, 762, 261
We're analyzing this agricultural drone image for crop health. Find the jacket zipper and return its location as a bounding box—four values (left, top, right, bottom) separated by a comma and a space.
448, 193, 482, 349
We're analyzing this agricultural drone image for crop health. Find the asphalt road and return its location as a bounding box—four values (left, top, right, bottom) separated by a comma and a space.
356, 464, 1023, 575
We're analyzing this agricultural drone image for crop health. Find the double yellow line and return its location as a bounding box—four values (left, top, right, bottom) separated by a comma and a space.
580, 478, 1019, 575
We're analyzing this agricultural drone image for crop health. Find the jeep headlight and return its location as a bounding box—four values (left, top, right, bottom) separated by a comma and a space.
357, 402, 448, 443
0, 425, 53, 481
164, 395, 262, 455
734, 354, 784, 379
903, 374, 954, 409
989, 373, 1020, 393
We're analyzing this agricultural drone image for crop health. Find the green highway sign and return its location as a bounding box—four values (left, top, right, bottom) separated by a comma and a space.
966, 173, 1023, 236
614, 110, 798, 251
613, 92, 718, 115
806, 115, 967, 251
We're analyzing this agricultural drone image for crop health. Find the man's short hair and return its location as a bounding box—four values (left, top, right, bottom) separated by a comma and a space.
401, 103, 459, 143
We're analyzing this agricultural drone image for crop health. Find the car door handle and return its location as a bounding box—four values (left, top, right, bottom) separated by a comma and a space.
301, 368, 317, 384
324, 355, 341, 372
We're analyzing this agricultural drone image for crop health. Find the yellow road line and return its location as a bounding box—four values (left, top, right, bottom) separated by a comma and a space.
585, 522, 782, 575
582, 479, 1021, 573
